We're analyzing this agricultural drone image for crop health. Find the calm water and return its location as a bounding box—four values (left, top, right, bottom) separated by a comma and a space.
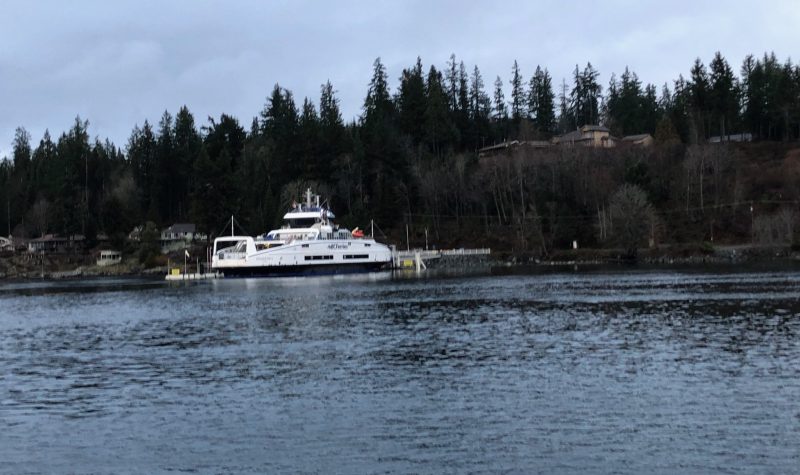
1, 267, 799, 474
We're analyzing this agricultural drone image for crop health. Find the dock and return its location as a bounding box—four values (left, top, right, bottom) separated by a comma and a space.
393, 248, 491, 271
165, 269, 221, 281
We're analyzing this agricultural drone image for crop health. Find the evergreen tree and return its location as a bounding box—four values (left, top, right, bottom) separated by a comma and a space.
363, 57, 394, 126
173, 106, 201, 221
493, 75, 509, 140
455, 61, 471, 148
127, 121, 157, 220
12, 127, 32, 170
190, 144, 223, 238
493, 76, 508, 121
445, 54, 459, 112
510, 60, 524, 122
260, 84, 299, 182
642, 83, 659, 134
527, 66, 556, 136
319, 80, 347, 180
709, 52, 738, 139
397, 57, 427, 145
154, 110, 175, 223
298, 97, 320, 179
55, 117, 91, 235
424, 65, 456, 157
360, 57, 407, 222
469, 65, 492, 149
689, 58, 710, 141
569, 63, 602, 127
671, 75, 692, 142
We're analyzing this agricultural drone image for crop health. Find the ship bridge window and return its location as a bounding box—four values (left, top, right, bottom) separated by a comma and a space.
288, 218, 316, 228
215, 240, 246, 253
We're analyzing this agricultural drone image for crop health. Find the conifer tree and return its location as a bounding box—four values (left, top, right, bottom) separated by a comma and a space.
510, 60, 524, 122
397, 58, 427, 145
319, 80, 346, 180
469, 65, 492, 148
528, 66, 556, 135
299, 97, 320, 179
174, 106, 201, 220
493, 76, 508, 121
424, 65, 456, 157
363, 57, 394, 126
709, 52, 738, 139
689, 58, 710, 141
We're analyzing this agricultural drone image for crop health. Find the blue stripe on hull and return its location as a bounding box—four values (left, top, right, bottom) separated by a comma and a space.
219, 261, 390, 278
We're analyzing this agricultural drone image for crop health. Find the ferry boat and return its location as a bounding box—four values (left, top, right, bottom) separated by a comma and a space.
211, 189, 393, 277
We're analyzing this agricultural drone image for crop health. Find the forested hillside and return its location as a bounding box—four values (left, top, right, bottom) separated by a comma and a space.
2, 52, 799, 255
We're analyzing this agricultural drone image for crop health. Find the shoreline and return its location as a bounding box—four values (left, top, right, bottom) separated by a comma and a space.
2, 244, 798, 281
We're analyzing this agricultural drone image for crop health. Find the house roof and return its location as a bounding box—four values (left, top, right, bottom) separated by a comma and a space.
478, 140, 519, 153
581, 125, 610, 132
556, 130, 587, 142
30, 234, 85, 243
164, 223, 196, 234
622, 134, 652, 142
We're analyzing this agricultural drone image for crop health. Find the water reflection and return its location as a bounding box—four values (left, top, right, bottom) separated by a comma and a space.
1, 268, 799, 473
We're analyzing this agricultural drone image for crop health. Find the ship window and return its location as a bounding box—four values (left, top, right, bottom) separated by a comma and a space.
301, 244, 309, 248
364, 243, 371, 247
304, 255, 334, 261
344, 254, 369, 259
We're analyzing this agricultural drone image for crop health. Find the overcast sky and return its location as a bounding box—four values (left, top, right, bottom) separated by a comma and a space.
1, 0, 798, 158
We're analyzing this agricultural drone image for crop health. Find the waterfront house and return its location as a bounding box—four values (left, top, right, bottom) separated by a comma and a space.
27, 234, 85, 253
478, 140, 552, 157
553, 125, 616, 148
96, 249, 122, 266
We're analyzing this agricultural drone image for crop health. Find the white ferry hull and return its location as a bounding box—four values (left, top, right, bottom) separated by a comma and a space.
212, 238, 392, 278
219, 260, 388, 277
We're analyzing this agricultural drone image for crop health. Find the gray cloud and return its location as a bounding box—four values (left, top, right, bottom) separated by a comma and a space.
1, 0, 798, 158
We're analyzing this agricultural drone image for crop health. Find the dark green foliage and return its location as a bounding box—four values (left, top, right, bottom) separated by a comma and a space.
397, 58, 427, 145
528, 66, 556, 136
2, 50, 799, 257
568, 63, 602, 128
510, 60, 524, 123
604, 68, 660, 136
468, 65, 492, 149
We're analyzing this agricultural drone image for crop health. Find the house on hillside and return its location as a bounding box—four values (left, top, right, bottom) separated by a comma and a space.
478, 140, 552, 158
553, 125, 616, 148
27, 234, 85, 253
0, 236, 12, 252
160, 223, 206, 251
621, 134, 654, 147
708, 133, 752, 143
161, 223, 206, 242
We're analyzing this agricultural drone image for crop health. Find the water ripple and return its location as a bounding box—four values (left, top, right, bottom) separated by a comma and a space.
1, 269, 799, 473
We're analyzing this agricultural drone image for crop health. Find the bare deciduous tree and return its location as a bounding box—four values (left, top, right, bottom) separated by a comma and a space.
610, 184, 656, 258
